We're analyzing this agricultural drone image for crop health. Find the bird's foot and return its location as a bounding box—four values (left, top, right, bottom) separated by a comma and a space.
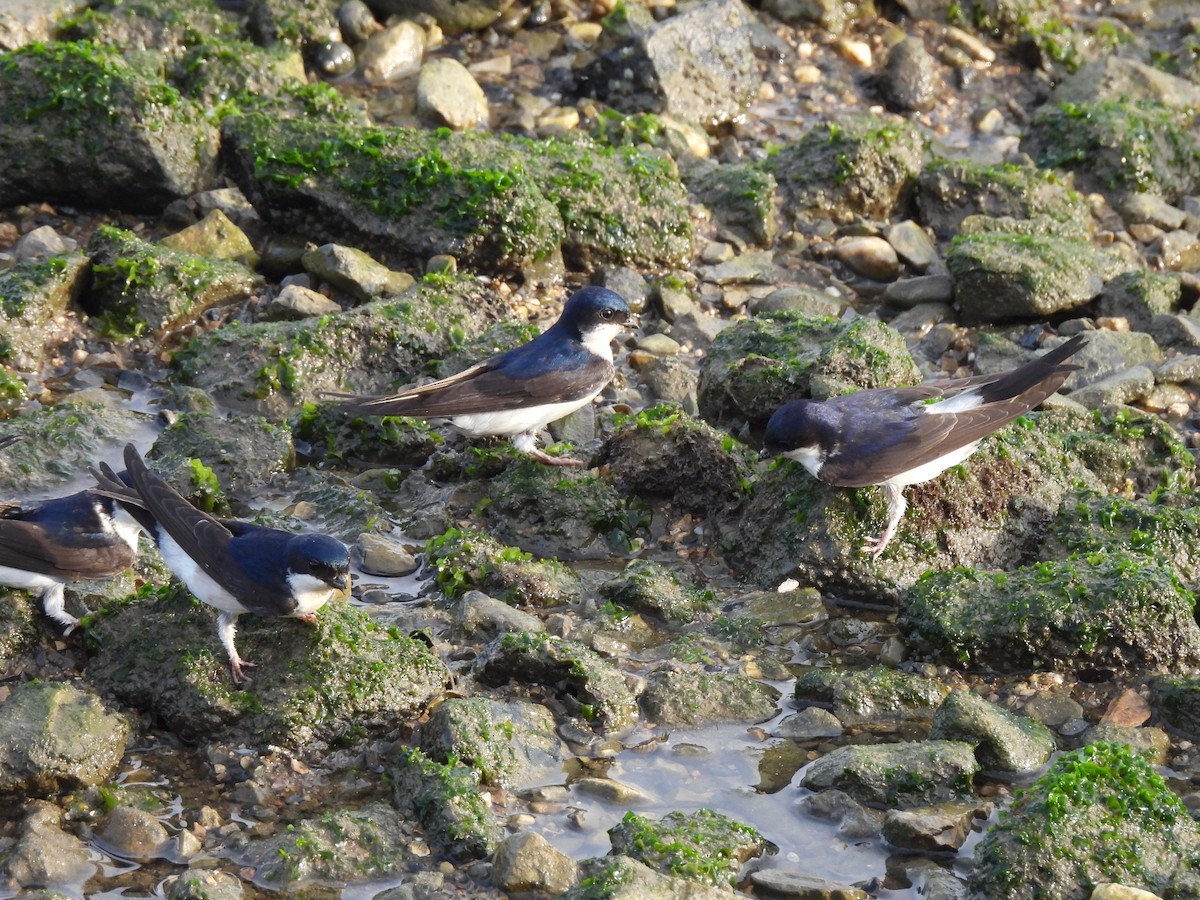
298, 613, 318, 623
530, 448, 584, 467
862, 529, 897, 560
229, 658, 257, 685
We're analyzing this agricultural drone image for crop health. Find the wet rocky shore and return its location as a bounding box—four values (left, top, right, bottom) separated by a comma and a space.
2, 0, 1200, 897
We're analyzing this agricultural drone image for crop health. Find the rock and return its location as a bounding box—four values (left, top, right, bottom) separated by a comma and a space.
878, 37, 940, 113
165, 870, 245, 900
970, 743, 1198, 900
1090, 886, 1165, 900
930, 690, 1056, 773
356, 532, 419, 576
13, 225, 72, 259
451, 590, 546, 640
416, 58, 488, 130
1096, 270, 1182, 330
640, 667, 780, 727
0, 1, 85, 50
1100, 689, 1152, 728
160, 209, 260, 268
417, 696, 565, 790
87, 593, 449, 747
371, 0, 513, 33
0, 800, 95, 890
492, 831, 576, 894
680, 159, 778, 245
885, 219, 937, 271
564, 856, 733, 899
577, 0, 759, 129
884, 274, 955, 308
1069, 365, 1155, 408
0, 252, 89, 372
1081, 724, 1170, 765
599, 558, 717, 623
608, 808, 768, 887
798, 789, 884, 838
388, 747, 501, 859
835, 235, 901, 281
1053, 56, 1200, 109
1121, 193, 1187, 231
0, 41, 219, 211
775, 707, 844, 739
699, 249, 781, 285
425, 526, 581, 606
949, 232, 1133, 323
794, 665, 949, 729
301, 242, 403, 303
761, 0, 872, 33
768, 118, 925, 223
473, 631, 639, 732
882, 803, 978, 852
267, 283, 342, 320
749, 870, 870, 899
799, 740, 980, 809
86, 225, 261, 341
359, 20, 425, 84
753, 285, 849, 318
97, 806, 170, 861
232, 802, 418, 888
0, 682, 129, 796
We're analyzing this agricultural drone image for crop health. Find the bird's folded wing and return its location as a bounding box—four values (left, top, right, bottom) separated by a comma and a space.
0, 519, 131, 579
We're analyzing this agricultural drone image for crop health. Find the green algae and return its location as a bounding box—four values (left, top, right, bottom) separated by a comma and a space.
425, 527, 580, 607
388, 747, 499, 859
608, 808, 768, 886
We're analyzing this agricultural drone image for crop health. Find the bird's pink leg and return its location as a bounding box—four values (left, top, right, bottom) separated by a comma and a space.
863, 482, 907, 559
512, 432, 584, 467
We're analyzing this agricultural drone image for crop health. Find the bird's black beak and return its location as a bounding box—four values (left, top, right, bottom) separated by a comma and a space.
325, 572, 352, 594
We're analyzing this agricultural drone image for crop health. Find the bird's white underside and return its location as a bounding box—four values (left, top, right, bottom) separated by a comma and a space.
450, 394, 601, 438
158, 532, 246, 613
287, 572, 340, 615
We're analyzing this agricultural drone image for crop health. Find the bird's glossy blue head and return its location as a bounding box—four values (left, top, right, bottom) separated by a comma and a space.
762, 400, 823, 458
288, 533, 351, 590
556, 286, 631, 339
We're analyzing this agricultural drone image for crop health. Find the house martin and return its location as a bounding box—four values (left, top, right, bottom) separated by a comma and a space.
762, 334, 1086, 558
92, 443, 351, 684
331, 286, 631, 466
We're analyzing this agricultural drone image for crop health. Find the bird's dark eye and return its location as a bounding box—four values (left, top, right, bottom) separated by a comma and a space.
600, 308, 615, 319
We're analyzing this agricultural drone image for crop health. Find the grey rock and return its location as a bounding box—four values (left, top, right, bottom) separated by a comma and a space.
886, 219, 938, 271
371, 0, 513, 33
0, 800, 95, 890
593, 268, 650, 315
638, 356, 700, 413
749, 869, 870, 899
452, 590, 546, 640
884, 274, 955, 308
799, 740, 979, 809
338, 0, 381, 42
775, 707, 844, 740
1155, 354, 1200, 384
795, 665, 949, 729
0, 0, 87, 51
492, 831, 576, 894
797, 789, 884, 838
360, 20, 425, 84
882, 803, 978, 852
699, 250, 781, 285
267, 283, 342, 320
417, 696, 565, 790
879, 37, 940, 113
1069, 365, 1156, 408
0, 682, 129, 796
417, 57, 488, 130
96, 806, 170, 862
888, 302, 953, 337
656, 284, 698, 323
1121, 193, 1187, 231
1053, 56, 1200, 109
577, 0, 760, 128
835, 235, 900, 281
1047, 329, 1162, 391
160, 209, 259, 268
761, 0, 872, 32
930, 690, 1056, 773
166, 870, 245, 900
0, 252, 89, 371
13, 225, 71, 259
1096, 270, 1182, 330
1021, 692, 1084, 728
302, 243, 397, 303
753, 285, 849, 317
640, 667, 780, 727
356, 532, 419, 576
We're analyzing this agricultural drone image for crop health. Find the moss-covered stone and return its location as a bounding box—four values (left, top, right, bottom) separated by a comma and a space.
599, 559, 716, 623
969, 743, 1200, 899
607, 808, 768, 887
291, 402, 442, 468
0, 254, 89, 372
171, 280, 509, 419
245, 0, 339, 48
58, 0, 239, 55
1148, 676, 1200, 742
954, 0, 1054, 42
1022, 100, 1200, 201
229, 803, 415, 889
417, 697, 564, 790
565, 855, 732, 900
598, 404, 757, 517
930, 689, 1056, 772
1096, 269, 1182, 329
86, 584, 449, 747
794, 665, 949, 729
0, 590, 39, 679
765, 117, 925, 223
639, 668, 780, 727
799, 740, 980, 809
916, 158, 1090, 239
276, 467, 395, 541
0, 41, 219, 210
87, 225, 261, 340
697, 312, 920, 427
680, 158, 778, 245
898, 549, 1200, 671
222, 115, 691, 275
425, 527, 581, 607
388, 746, 500, 860
473, 631, 639, 732
948, 231, 1133, 323
168, 39, 306, 113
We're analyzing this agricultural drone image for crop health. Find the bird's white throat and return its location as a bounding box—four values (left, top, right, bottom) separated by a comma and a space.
783, 445, 824, 478
581, 322, 624, 361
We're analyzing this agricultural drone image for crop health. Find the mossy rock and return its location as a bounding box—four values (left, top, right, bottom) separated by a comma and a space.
387, 747, 501, 860
898, 549, 1200, 671
282, 467, 395, 542
168, 39, 306, 112
1022, 99, 1200, 201
1096, 269, 1182, 330
245, 0, 340, 48
1148, 676, 1200, 742
0, 40, 219, 211
969, 742, 1200, 899
680, 158, 778, 245
799, 740, 980, 809
222, 115, 691, 275
697, 311, 920, 428
639, 668, 780, 727
948, 231, 1133, 323
473, 631, 639, 732
0, 254, 89, 372
598, 404, 758, 517
86, 225, 261, 340
794, 665, 949, 729
607, 808, 768, 887
765, 117, 925, 223
58, 0, 239, 55
291, 402, 443, 468
228, 802, 416, 890
599, 559, 716, 624
86, 584, 449, 747
0, 590, 39, 679
930, 689, 1056, 773
915, 158, 1089, 239
564, 856, 733, 900
956, 0, 1055, 42
170, 280, 510, 419
425, 527, 581, 607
